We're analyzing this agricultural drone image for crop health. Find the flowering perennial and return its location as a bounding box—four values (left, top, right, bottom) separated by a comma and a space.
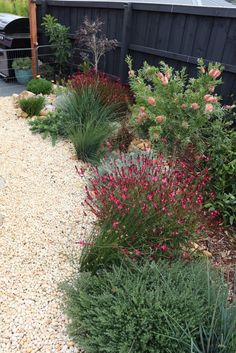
78, 154, 217, 266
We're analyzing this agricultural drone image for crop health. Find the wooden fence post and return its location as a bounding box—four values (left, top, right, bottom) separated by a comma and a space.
119, 2, 132, 83
29, 0, 38, 78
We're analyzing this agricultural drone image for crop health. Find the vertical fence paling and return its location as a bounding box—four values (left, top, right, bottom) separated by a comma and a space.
119, 3, 132, 82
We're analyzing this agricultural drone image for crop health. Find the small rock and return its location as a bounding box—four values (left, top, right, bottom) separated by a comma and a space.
18, 91, 35, 100
20, 111, 28, 119
39, 110, 48, 117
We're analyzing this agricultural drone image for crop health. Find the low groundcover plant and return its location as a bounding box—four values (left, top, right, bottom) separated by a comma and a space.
61, 260, 236, 353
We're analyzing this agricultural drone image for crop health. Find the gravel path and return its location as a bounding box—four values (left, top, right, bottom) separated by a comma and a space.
0, 97, 87, 353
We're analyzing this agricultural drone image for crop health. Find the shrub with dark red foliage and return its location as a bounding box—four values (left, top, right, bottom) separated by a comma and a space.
69, 70, 133, 114
78, 153, 220, 272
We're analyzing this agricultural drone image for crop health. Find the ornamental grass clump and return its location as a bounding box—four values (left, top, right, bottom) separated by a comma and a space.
78, 153, 219, 272
19, 96, 45, 117
61, 260, 236, 353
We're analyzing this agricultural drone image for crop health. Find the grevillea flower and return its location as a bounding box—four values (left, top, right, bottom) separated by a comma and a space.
137, 115, 144, 124
209, 68, 221, 79
208, 85, 215, 93
165, 72, 171, 80
161, 76, 169, 86
191, 103, 199, 110
112, 220, 120, 229
157, 72, 164, 80
147, 96, 156, 106
156, 115, 166, 123
204, 95, 218, 103
205, 103, 213, 113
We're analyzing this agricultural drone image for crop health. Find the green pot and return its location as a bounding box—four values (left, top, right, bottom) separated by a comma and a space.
14, 68, 32, 85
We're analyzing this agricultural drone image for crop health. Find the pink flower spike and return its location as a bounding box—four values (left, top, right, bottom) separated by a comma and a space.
147, 96, 156, 106
112, 220, 120, 229
161, 244, 168, 252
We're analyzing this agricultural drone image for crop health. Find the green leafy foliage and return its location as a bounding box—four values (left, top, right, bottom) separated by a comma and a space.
26, 78, 53, 95
19, 96, 45, 117
29, 112, 66, 145
126, 56, 224, 157
12, 57, 31, 70
203, 118, 236, 226
0, 0, 28, 16
61, 260, 236, 353
42, 15, 72, 76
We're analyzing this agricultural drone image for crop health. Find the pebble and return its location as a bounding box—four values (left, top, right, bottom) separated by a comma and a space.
0, 96, 92, 352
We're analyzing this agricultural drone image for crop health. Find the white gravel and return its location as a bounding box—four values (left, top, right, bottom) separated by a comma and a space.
0, 97, 89, 353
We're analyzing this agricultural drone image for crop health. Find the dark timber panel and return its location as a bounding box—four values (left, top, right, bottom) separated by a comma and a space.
36, 0, 236, 102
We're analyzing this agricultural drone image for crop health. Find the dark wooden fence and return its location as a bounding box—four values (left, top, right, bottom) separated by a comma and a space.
36, 0, 236, 101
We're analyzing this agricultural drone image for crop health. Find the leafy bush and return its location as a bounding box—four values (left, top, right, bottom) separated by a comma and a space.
26, 78, 53, 95
79, 153, 219, 272
12, 57, 31, 70
126, 56, 224, 156
42, 15, 72, 76
19, 96, 45, 117
69, 70, 133, 115
61, 260, 236, 353
29, 112, 66, 145
203, 119, 236, 226
0, 0, 28, 16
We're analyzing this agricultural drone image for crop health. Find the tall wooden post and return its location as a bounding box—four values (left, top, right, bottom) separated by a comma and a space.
29, 0, 38, 78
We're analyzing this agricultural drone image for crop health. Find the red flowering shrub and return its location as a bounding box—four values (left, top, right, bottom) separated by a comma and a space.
69, 70, 133, 114
78, 153, 218, 272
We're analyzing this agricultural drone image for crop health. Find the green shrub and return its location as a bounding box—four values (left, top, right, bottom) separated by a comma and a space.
203, 118, 236, 226
42, 15, 72, 76
126, 56, 224, 157
26, 78, 53, 95
19, 96, 45, 117
0, 0, 28, 16
12, 57, 31, 70
29, 112, 66, 145
61, 260, 236, 353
